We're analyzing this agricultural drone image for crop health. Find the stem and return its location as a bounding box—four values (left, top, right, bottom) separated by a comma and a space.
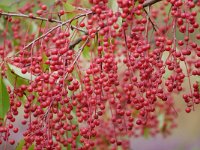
143, 9, 157, 31
143, 0, 163, 7
23, 12, 92, 50
64, 38, 89, 80
0, 11, 62, 23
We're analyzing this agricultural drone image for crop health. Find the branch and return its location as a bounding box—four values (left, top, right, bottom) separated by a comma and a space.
0, 11, 87, 33
64, 38, 89, 79
23, 12, 92, 50
143, 9, 158, 31
69, 37, 83, 49
69, 26, 101, 49
0, 11, 62, 23
143, 0, 162, 7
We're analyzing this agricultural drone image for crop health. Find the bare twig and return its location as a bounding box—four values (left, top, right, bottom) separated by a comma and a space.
143, 0, 162, 7
69, 37, 83, 49
0, 11, 62, 23
143, 9, 158, 31
69, 27, 101, 49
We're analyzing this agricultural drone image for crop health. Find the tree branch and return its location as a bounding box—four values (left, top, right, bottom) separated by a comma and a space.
23, 12, 92, 50
0, 11, 87, 33
0, 11, 62, 23
1, 0, 165, 52
143, 0, 162, 7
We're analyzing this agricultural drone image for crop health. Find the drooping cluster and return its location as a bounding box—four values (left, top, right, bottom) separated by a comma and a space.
0, 0, 200, 149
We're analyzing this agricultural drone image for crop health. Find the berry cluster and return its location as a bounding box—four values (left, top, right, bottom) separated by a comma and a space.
0, 0, 200, 149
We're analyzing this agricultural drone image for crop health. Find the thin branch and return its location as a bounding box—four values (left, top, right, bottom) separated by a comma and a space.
70, 25, 87, 34
69, 27, 101, 49
0, 11, 61, 23
64, 38, 89, 80
143, 0, 162, 7
0, 11, 87, 33
69, 37, 83, 49
23, 12, 92, 50
143, 9, 158, 31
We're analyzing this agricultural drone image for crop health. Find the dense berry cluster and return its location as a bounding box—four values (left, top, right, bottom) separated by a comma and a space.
0, 0, 200, 149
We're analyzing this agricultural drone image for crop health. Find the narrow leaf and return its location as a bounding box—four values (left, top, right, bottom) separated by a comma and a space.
0, 4, 12, 11
158, 113, 165, 129
8, 63, 36, 81
0, 75, 10, 120
82, 46, 90, 60
63, 3, 75, 12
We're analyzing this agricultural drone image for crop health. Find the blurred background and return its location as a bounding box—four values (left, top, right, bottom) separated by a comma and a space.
131, 104, 200, 150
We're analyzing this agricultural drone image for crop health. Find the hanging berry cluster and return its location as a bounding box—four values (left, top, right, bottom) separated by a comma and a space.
0, 0, 200, 149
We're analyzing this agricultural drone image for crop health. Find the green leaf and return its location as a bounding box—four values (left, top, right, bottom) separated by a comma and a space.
22, 20, 39, 37
0, 74, 10, 120
143, 127, 149, 138
28, 144, 34, 150
63, 2, 77, 26
3, 78, 14, 90
16, 140, 34, 150
158, 114, 165, 129
63, 3, 75, 12
8, 63, 36, 81
0, 22, 4, 31
30, 22, 38, 34
6, 65, 28, 88
108, 0, 118, 12
5, 65, 28, 104
0, 4, 12, 11
16, 140, 25, 150
198, 81, 200, 92
42, 53, 49, 71
82, 46, 90, 60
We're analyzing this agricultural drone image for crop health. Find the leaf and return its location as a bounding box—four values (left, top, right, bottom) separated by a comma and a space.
28, 144, 34, 150
30, 21, 38, 34
8, 63, 36, 81
42, 53, 49, 71
198, 81, 200, 92
0, 4, 12, 11
63, 3, 77, 26
3, 78, 14, 91
108, 0, 118, 12
16, 140, 34, 150
0, 74, 10, 120
22, 20, 39, 37
6, 65, 28, 88
158, 114, 165, 129
63, 3, 75, 12
82, 46, 90, 60
0, 23, 4, 31
16, 140, 25, 150
143, 127, 149, 138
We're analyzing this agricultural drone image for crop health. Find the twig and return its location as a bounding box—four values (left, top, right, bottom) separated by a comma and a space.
69, 27, 101, 49
0, 11, 61, 23
23, 12, 92, 50
143, 0, 163, 7
143, 9, 158, 31
64, 38, 89, 80
70, 25, 87, 34
69, 37, 83, 49
0, 11, 87, 33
